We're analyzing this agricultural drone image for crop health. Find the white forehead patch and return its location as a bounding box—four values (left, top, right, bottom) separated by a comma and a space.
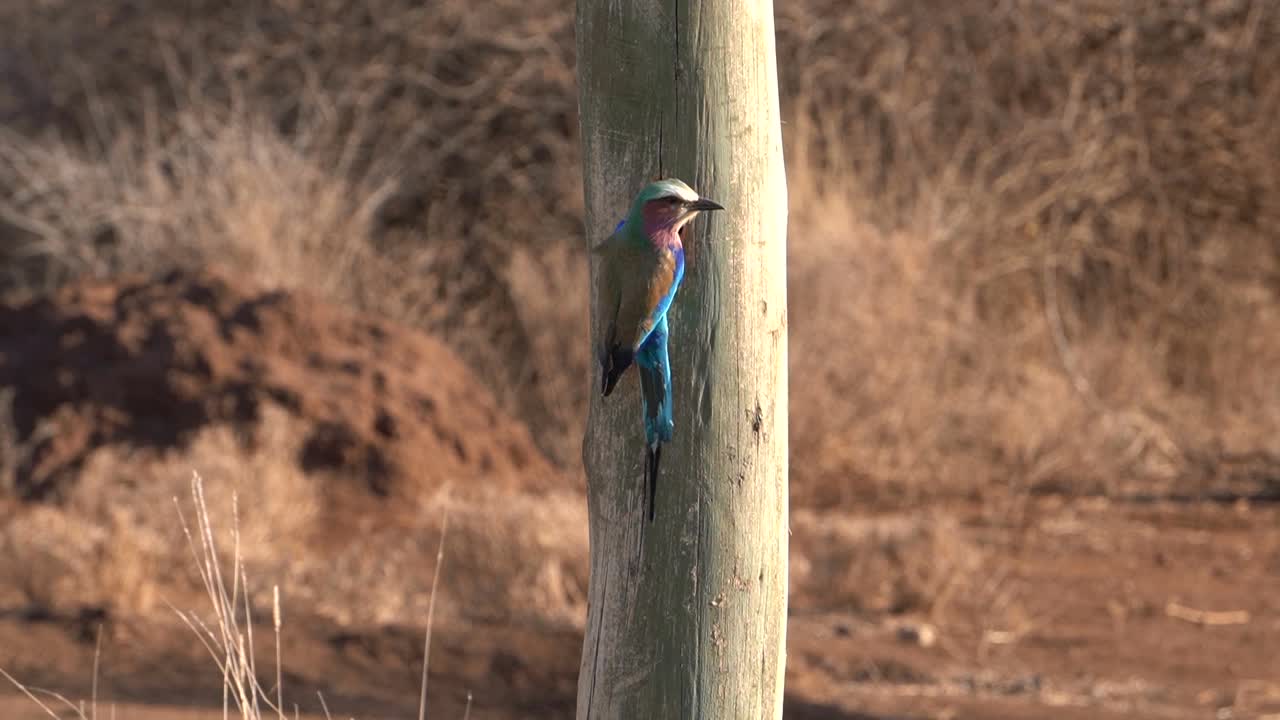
655, 180, 700, 202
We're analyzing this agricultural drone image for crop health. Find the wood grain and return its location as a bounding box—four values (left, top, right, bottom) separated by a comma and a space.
576, 1, 789, 718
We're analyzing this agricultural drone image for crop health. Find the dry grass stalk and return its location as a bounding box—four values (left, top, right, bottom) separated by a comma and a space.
0, 666, 89, 720
171, 472, 281, 719
1164, 601, 1250, 627
2, 1, 1276, 493
418, 512, 450, 720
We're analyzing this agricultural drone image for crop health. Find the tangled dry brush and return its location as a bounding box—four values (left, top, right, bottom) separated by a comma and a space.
1, 0, 1277, 501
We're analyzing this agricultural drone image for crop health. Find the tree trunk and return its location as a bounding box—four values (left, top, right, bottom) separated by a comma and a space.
575, 1, 789, 718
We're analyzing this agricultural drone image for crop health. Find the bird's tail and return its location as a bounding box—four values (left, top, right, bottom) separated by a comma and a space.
644, 442, 661, 523
636, 316, 673, 524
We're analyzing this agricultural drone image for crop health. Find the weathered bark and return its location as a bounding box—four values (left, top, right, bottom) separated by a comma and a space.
576, 1, 789, 718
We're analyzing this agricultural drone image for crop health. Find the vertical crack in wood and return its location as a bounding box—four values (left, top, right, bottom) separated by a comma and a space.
691, 483, 703, 717
585, 571, 610, 718
657, 123, 664, 178
673, 0, 681, 87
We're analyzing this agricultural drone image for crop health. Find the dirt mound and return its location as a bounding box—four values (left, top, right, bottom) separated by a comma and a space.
0, 268, 562, 505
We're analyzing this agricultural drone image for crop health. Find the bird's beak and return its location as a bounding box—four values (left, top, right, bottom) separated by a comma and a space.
687, 197, 724, 212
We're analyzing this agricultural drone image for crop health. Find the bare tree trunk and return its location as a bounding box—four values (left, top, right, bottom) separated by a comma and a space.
576, 1, 789, 718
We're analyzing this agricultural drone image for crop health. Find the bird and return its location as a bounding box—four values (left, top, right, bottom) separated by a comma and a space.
634, 313, 672, 522
592, 177, 724, 522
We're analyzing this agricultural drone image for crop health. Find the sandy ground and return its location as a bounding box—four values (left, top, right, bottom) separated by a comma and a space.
0, 698, 331, 720
3, 494, 1276, 720
2, 273, 1277, 719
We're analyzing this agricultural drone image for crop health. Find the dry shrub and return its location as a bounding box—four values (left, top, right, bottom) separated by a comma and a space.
0, 403, 587, 630
790, 507, 1053, 650
786, 160, 1192, 503
296, 490, 589, 629
781, 0, 1280, 497
790, 510, 984, 619
1, 0, 1277, 500
0, 103, 397, 302
0, 0, 587, 466
787, 175, 975, 504
0, 405, 317, 618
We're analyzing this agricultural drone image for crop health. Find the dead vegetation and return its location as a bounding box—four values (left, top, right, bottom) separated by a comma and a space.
0, 1, 1279, 716
781, 0, 1280, 499
0, 0, 586, 466
3, 1, 1275, 499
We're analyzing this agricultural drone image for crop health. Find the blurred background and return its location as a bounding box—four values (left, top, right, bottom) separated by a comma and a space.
0, 1, 1277, 718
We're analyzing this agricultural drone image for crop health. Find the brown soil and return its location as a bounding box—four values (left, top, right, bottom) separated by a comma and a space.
786, 498, 1280, 719
1, 499, 1276, 719
2, 272, 1278, 719
0, 267, 562, 505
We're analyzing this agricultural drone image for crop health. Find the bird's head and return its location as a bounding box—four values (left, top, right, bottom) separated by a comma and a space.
627, 178, 724, 236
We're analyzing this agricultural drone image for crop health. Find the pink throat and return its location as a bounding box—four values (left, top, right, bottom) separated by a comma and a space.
640, 204, 685, 249
645, 226, 683, 251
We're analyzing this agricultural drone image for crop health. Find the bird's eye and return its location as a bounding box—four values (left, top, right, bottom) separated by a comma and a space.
667, 197, 681, 206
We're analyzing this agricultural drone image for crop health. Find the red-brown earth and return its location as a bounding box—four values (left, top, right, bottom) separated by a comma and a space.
1, 272, 1278, 719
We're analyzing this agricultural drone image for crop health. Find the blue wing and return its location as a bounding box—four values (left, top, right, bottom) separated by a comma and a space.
636, 315, 674, 446
614, 217, 686, 351
636, 244, 685, 350
636, 314, 673, 522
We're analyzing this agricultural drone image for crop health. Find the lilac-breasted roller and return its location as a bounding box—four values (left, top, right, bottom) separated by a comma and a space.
593, 178, 723, 522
